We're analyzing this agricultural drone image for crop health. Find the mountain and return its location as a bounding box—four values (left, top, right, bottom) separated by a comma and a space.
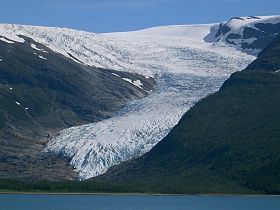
205, 16, 280, 55
0, 34, 154, 180
0, 16, 279, 182
97, 35, 280, 194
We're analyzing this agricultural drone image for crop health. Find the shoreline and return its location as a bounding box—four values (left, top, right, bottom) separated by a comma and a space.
0, 191, 279, 197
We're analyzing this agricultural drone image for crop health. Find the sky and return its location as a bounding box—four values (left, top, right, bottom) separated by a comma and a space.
0, 0, 279, 33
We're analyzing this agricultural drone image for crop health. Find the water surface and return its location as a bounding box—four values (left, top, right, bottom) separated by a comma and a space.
0, 194, 279, 210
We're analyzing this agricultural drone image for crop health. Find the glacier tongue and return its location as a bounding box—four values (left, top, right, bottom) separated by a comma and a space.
45, 73, 227, 180
43, 25, 255, 180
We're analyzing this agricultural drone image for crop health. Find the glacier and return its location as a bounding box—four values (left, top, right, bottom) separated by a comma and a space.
41, 24, 254, 180
1, 18, 269, 180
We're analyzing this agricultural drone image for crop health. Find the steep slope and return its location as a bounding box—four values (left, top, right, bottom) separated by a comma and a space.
98, 35, 280, 194
0, 35, 153, 180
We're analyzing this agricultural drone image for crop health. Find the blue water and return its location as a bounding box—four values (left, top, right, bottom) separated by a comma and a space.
0, 194, 279, 210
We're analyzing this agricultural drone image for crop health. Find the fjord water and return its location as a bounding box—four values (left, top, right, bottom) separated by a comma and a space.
0, 195, 279, 210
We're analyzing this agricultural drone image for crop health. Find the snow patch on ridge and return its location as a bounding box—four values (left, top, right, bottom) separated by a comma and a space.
38, 55, 47, 60
31, 43, 47, 52
0, 37, 15, 44
122, 78, 144, 90
0, 25, 25, 43
111, 73, 121, 77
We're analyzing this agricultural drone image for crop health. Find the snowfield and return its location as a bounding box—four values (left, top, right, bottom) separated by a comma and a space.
3, 17, 278, 179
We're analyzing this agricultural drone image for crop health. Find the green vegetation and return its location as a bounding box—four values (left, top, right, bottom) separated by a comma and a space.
0, 178, 255, 194
93, 35, 280, 194
0, 179, 162, 194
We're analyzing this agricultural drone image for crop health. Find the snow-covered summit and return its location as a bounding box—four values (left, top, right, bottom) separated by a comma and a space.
106, 24, 213, 40
205, 15, 280, 55
224, 16, 279, 29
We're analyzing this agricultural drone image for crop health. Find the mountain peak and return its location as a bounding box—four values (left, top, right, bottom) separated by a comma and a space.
205, 15, 280, 55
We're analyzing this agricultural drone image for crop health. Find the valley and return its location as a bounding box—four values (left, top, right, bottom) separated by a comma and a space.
0, 15, 279, 183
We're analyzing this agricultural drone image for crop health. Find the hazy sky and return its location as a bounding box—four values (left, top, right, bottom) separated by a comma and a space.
0, 0, 279, 33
